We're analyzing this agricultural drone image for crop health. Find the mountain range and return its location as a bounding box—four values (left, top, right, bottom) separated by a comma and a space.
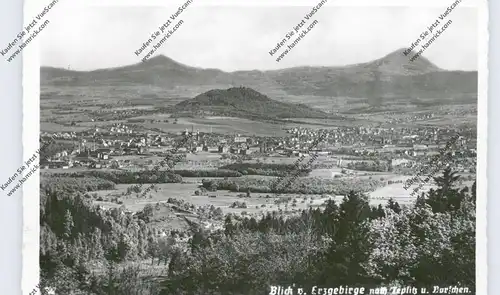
41, 48, 478, 106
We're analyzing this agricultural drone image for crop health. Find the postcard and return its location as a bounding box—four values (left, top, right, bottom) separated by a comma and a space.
15, 0, 487, 293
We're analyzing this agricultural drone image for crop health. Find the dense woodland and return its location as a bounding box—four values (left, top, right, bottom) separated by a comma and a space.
172, 169, 243, 178
39, 168, 475, 295
346, 160, 391, 172
218, 163, 311, 177
49, 163, 312, 181
201, 176, 384, 195
52, 171, 184, 184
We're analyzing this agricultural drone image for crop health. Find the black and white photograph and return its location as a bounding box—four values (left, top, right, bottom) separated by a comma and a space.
15, 0, 487, 294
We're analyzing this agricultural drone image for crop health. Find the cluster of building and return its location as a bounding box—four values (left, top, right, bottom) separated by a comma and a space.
375, 108, 477, 125
40, 123, 476, 174
286, 126, 475, 171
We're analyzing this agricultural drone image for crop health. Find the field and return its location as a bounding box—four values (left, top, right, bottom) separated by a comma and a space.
92, 172, 423, 214
40, 122, 90, 132
88, 163, 475, 223
95, 182, 323, 213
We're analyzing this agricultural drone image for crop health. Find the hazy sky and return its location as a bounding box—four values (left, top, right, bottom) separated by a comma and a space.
40, 4, 478, 71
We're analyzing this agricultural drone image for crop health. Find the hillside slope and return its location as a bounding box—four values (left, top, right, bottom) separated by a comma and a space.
172, 87, 336, 120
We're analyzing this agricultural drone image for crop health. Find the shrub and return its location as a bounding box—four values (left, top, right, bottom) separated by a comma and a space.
230, 201, 247, 209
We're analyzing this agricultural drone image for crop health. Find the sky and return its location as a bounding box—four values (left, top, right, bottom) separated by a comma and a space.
40, 4, 478, 71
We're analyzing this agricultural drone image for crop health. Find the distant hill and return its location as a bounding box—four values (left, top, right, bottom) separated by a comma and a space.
171, 87, 334, 120
264, 49, 476, 102
41, 48, 478, 106
359, 48, 442, 75
41, 55, 234, 87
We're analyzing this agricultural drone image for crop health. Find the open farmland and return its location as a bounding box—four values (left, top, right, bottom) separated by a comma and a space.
91, 171, 423, 217
134, 116, 290, 136
92, 182, 325, 214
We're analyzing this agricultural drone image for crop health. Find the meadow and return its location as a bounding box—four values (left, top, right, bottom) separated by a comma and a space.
91, 171, 423, 217
94, 182, 324, 214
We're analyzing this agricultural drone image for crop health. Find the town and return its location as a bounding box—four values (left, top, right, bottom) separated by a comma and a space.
41, 123, 476, 175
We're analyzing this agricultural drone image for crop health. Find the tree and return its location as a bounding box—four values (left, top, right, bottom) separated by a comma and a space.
63, 210, 74, 240
117, 233, 133, 262
415, 193, 427, 209
434, 167, 460, 195
142, 204, 155, 222
372, 204, 385, 219
90, 228, 104, 260
386, 198, 401, 214
426, 168, 464, 213
366, 179, 476, 291
190, 228, 210, 252
316, 191, 376, 286
157, 236, 176, 265
224, 214, 236, 236
103, 262, 120, 295
471, 180, 476, 202
148, 238, 160, 265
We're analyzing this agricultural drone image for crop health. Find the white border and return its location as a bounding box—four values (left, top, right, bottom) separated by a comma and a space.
71, 0, 482, 7
22, 0, 488, 294
476, 0, 488, 293
22, 0, 42, 293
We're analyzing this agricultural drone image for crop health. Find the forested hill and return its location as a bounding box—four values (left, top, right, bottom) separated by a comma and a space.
171, 86, 340, 120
